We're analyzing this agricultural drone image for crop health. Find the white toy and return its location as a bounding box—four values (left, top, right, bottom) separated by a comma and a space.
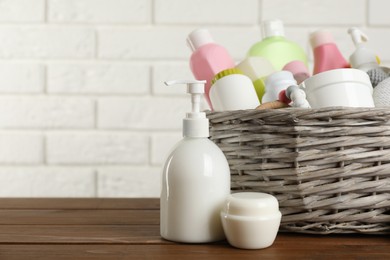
286, 85, 311, 108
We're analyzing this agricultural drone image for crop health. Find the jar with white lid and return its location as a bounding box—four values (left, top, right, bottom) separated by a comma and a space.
300, 68, 374, 108
220, 192, 281, 249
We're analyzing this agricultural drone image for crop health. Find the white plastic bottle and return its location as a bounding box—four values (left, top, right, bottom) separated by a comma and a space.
348, 27, 389, 88
210, 68, 260, 111
236, 57, 276, 101
262, 71, 297, 103
348, 27, 380, 72
187, 29, 235, 110
161, 79, 231, 243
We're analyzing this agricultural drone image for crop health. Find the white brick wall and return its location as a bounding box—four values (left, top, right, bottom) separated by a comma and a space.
46, 132, 149, 164
98, 97, 189, 130
0, 132, 43, 164
262, 0, 366, 25
0, 167, 95, 197
48, 0, 151, 24
0, 26, 95, 58
97, 166, 161, 197
0, 0, 45, 22
0, 97, 94, 128
47, 62, 150, 94
154, 0, 259, 25
0, 63, 44, 93
0, 0, 388, 197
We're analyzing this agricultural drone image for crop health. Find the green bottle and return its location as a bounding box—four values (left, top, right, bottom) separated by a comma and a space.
247, 19, 308, 71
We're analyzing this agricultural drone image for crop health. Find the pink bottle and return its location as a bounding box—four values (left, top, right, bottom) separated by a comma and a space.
187, 29, 235, 109
310, 30, 350, 75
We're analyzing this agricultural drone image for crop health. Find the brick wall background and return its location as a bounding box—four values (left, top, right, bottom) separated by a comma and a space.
0, 0, 389, 197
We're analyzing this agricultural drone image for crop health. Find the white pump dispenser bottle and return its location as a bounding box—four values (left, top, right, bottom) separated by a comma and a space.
160, 79, 231, 243
348, 27, 380, 72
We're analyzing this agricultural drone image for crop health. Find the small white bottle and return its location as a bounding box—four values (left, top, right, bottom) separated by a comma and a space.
210, 68, 260, 111
161, 79, 231, 243
262, 71, 297, 103
236, 57, 276, 101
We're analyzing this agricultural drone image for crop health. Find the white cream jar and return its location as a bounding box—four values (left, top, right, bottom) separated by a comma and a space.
220, 192, 281, 249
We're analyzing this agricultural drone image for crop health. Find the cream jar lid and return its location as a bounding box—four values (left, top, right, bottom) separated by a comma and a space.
222, 192, 279, 217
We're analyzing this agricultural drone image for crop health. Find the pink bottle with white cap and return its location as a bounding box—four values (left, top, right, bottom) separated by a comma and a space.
283, 60, 310, 84
310, 30, 350, 75
187, 29, 235, 109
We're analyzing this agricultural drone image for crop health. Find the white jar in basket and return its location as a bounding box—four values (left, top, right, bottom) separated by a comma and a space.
300, 68, 375, 108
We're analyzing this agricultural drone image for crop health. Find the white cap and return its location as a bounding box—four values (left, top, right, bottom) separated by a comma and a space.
310, 30, 334, 48
187, 28, 214, 52
221, 192, 280, 217
262, 19, 285, 38
265, 70, 296, 89
164, 79, 209, 138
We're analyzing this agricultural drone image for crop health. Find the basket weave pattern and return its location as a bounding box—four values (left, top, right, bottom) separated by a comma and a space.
207, 107, 390, 234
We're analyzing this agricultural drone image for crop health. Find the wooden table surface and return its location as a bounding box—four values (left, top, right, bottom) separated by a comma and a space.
0, 198, 388, 259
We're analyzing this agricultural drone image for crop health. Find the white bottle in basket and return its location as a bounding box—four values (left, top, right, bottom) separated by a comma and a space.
161, 79, 231, 243
262, 70, 297, 103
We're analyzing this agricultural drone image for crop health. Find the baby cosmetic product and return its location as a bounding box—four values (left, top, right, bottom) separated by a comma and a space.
262, 71, 297, 104
247, 19, 308, 71
236, 56, 276, 101
348, 27, 389, 87
220, 192, 281, 250
310, 30, 350, 75
210, 68, 260, 111
161, 79, 231, 243
300, 68, 374, 108
187, 29, 235, 109
284, 85, 311, 108
348, 27, 379, 72
282, 60, 310, 84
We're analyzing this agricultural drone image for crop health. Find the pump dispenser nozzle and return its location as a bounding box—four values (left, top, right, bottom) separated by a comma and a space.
164, 79, 209, 138
348, 27, 368, 47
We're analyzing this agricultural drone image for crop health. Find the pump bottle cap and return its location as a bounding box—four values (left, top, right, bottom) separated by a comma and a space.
164, 79, 209, 138
348, 27, 368, 47
310, 30, 334, 48
187, 28, 214, 52
262, 19, 285, 38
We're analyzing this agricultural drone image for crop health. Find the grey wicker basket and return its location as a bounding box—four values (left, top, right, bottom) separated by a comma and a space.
207, 107, 390, 234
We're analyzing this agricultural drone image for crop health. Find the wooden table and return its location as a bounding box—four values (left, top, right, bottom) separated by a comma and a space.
0, 198, 388, 259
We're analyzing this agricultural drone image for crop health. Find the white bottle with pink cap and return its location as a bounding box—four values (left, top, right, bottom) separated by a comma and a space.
187, 29, 235, 109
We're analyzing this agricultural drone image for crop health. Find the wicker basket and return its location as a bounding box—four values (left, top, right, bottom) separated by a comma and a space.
207, 107, 390, 234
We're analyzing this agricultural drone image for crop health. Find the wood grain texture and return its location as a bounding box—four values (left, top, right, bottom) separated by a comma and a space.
0, 209, 159, 225
0, 235, 388, 260
0, 225, 165, 244
0, 198, 159, 209
0, 198, 388, 259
